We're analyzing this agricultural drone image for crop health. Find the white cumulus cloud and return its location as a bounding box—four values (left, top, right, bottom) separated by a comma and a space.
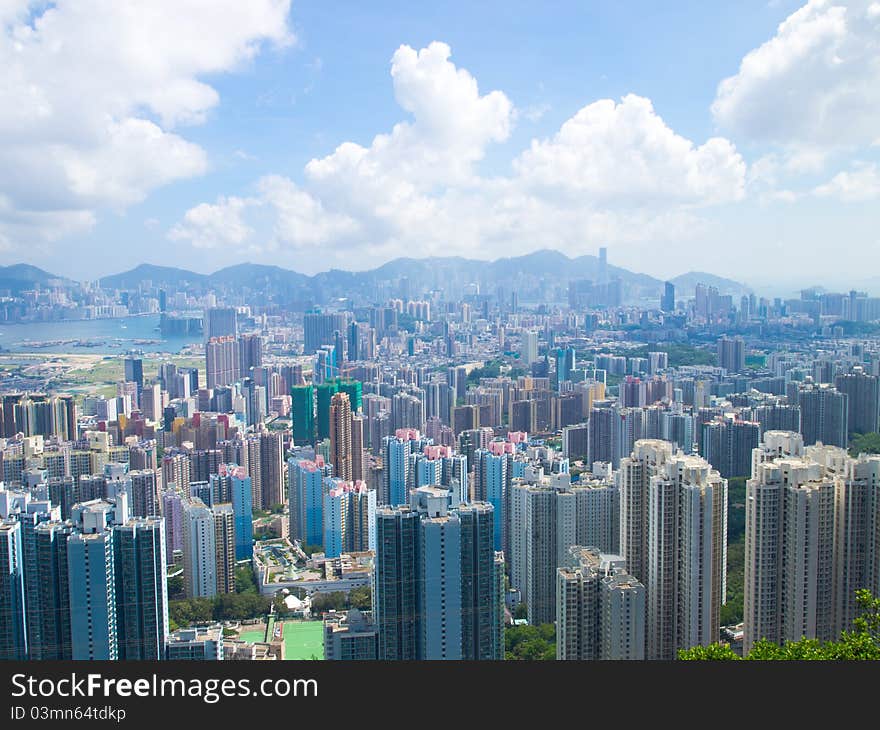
514, 94, 745, 205
0, 1, 293, 249
814, 162, 880, 200
712, 0, 880, 148
170, 42, 746, 268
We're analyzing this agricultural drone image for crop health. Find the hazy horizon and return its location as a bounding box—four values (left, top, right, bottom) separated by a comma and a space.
2, 1, 878, 296
5, 246, 874, 302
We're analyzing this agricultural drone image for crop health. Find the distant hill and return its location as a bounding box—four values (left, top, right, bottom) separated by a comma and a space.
0, 264, 74, 293
209, 263, 310, 291
99, 263, 207, 289
670, 271, 752, 299
19, 252, 753, 305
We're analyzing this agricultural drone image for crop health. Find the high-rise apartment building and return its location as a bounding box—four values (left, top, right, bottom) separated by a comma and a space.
717, 336, 746, 373
182, 500, 217, 599
28, 520, 73, 659
288, 456, 331, 548
113, 517, 168, 660
701, 418, 762, 478
206, 336, 240, 390
382, 429, 430, 506
211, 464, 253, 560
794, 381, 848, 448
329, 392, 353, 481
619, 440, 727, 660
291, 384, 315, 445
556, 546, 646, 660
743, 431, 880, 654
373, 487, 503, 660
508, 471, 619, 626
520, 330, 539, 365
303, 311, 348, 355
0, 519, 27, 660
237, 333, 263, 379
67, 525, 117, 659
212, 504, 235, 596
205, 306, 237, 341
835, 367, 879, 437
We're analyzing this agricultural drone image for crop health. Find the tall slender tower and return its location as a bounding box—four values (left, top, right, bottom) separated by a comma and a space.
182, 500, 217, 599
619, 440, 672, 586
113, 517, 169, 660
28, 521, 73, 659
213, 504, 236, 595
619, 440, 727, 660
330, 392, 353, 481
744, 432, 831, 652
0, 519, 27, 660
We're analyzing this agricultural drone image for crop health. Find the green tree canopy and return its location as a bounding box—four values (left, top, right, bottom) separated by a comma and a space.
849, 432, 880, 457
681, 589, 880, 660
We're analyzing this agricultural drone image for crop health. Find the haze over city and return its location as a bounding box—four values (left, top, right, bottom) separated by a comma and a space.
4, 0, 880, 688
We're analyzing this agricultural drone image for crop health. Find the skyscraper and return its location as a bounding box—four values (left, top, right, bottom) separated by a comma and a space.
129, 469, 160, 518
645, 453, 726, 660
288, 456, 331, 548
212, 464, 253, 560
291, 384, 315, 445
205, 306, 237, 340
0, 519, 27, 660
182, 500, 217, 599
213, 504, 236, 595
240, 377, 265, 427
329, 392, 353, 481
619, 440, 727, 659
382, 429, 429, 506
346, 481, 377, 554
619, 440, 672, 586
67, 526, 117, 659
316, 380, 339, 441
303, 311, 348, 355
373, 487, 502, 660
520, 330, 538, 365
458, 501, 504, 660
700, 418, 762, 478
556, 546, 646, 660
473, 442, 513, 553
257, 430, 283, 510
743, 432, 832, 653
113, 517, 169, 660
795, 381, 848, 448
323, 479, 347, 559
28, 521, 73, 660
660, 282, 675, 313
161, 490, 185, 566
835, 367, 879, 437
717, 336, 746, 373
237, 333, 263, 379
351, 413, 367, 483
553, 347, 576, 392
124, 356, 144, 402
743, 432, 880, 654
206, 336, 240, 390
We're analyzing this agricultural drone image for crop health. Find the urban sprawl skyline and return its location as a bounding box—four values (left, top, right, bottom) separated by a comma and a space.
2, 1, 880, 672
3, 241, 880, 661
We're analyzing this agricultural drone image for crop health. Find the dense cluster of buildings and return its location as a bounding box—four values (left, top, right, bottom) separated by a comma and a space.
3, 251, 880, 661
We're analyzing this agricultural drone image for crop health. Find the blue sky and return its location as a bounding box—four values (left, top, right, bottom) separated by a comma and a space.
1, 1, 879, 295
